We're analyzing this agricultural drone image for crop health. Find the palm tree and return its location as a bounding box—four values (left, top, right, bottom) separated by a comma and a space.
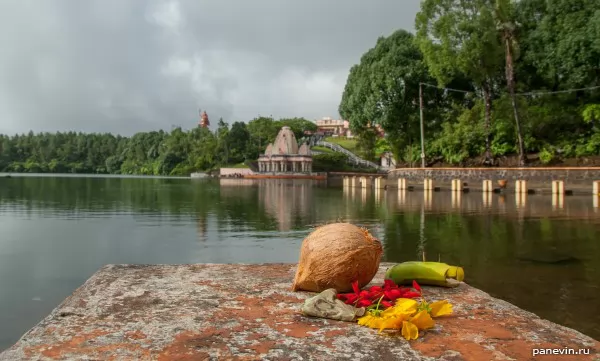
495, 0, 526, 166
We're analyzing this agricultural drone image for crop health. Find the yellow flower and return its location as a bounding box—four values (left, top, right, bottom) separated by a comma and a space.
377, 313, 410, 333
429, 300, 453, 317
357, 314, 384, 329
382, 298, 418, 317
401, 321, 419, 340
356, 297, 454, 341
409, 310, 435, 330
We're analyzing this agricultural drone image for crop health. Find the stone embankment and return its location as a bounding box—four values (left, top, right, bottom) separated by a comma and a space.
1, 263, 598, 360
388, 167, 600, 195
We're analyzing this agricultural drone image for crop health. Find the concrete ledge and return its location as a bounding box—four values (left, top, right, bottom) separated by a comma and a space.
1, 263, 598, 360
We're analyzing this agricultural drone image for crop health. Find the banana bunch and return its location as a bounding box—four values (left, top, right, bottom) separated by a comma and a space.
384, 261, 465, 288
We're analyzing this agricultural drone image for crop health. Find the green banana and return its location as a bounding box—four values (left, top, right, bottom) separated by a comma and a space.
384, 261, 465, 288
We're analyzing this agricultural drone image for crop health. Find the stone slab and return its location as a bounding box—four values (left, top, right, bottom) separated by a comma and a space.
1, 263, 598, 361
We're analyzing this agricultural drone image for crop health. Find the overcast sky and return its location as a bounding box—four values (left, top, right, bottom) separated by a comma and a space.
0, 0, 420, 135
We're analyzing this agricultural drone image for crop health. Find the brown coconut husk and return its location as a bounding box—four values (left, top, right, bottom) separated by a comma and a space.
291, 223, 383, 293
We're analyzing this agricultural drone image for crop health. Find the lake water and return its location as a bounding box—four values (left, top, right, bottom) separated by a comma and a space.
1, 175, 599, 350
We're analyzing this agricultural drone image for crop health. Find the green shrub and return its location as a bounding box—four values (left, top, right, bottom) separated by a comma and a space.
538, 148, 555, 165
312, 153, 349, 172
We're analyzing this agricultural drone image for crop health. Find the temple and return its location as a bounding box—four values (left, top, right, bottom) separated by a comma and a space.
199, 110, 210, 128
257, 126, 313, 173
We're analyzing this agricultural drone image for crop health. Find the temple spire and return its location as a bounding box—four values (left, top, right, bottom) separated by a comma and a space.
199, 109, 210, 128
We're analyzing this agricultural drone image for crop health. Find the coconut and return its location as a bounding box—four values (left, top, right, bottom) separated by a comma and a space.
292, 223, 383, 293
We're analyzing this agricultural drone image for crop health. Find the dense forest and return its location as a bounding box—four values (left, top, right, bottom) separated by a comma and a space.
339, 0, 600, 167
0, 117, 323, 175
2, 0, 600, 174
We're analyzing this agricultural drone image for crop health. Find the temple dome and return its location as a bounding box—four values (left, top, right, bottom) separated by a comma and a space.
265, 144, 273, 156
272, 126, 299, 155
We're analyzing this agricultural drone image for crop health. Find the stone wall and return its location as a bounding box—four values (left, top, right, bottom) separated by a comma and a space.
219, 167, 255, 177
387, 167, 600, 194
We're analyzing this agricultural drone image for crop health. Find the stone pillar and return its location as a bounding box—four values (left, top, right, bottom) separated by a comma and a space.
351, 176, 357, 188
451, 179, 462, 192
308, 162, 312, 173
482, 180, 493, 193
552, 180, 564, 195
424, 178, 433, 191
398, 178, 407, 190
360, 176, 372, 188
515, 180, 527, 194
593, 180, 600, 196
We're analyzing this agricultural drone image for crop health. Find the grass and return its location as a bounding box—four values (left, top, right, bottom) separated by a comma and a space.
311, 146, 334, 153
324, 137, 359, 153
227, 163, 250, 169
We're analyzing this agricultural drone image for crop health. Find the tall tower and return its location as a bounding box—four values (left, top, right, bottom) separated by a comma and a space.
199, 109, 210, 128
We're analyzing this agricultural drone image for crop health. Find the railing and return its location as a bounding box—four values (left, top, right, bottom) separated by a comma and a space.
314, 141, 383, 170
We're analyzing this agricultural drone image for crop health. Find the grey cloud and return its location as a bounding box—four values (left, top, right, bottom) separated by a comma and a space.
0, 0, 420, 135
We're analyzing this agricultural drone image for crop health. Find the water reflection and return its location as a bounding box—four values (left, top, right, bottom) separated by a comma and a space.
259, 180, 312, 231
381, 190, 600, 340
451, 191, 461, 209
482, 192, 493, 208
0, 176, 599, 348
516, 192, 527, 209
552, 193, 565, 210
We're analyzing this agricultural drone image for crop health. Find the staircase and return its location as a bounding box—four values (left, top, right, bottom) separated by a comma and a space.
244, 160, 259, 172
314, 141, 383, 170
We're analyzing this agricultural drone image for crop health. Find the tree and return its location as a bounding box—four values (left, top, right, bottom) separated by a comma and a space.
495, 0, 526, 166
226, 122, 251, 164
339, 30, 435, 159
215, 118, 230, 165
416, 0, 503, 164
517, 0, 600, 90
276, 117, 317, 141
355, 125, 379, 161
